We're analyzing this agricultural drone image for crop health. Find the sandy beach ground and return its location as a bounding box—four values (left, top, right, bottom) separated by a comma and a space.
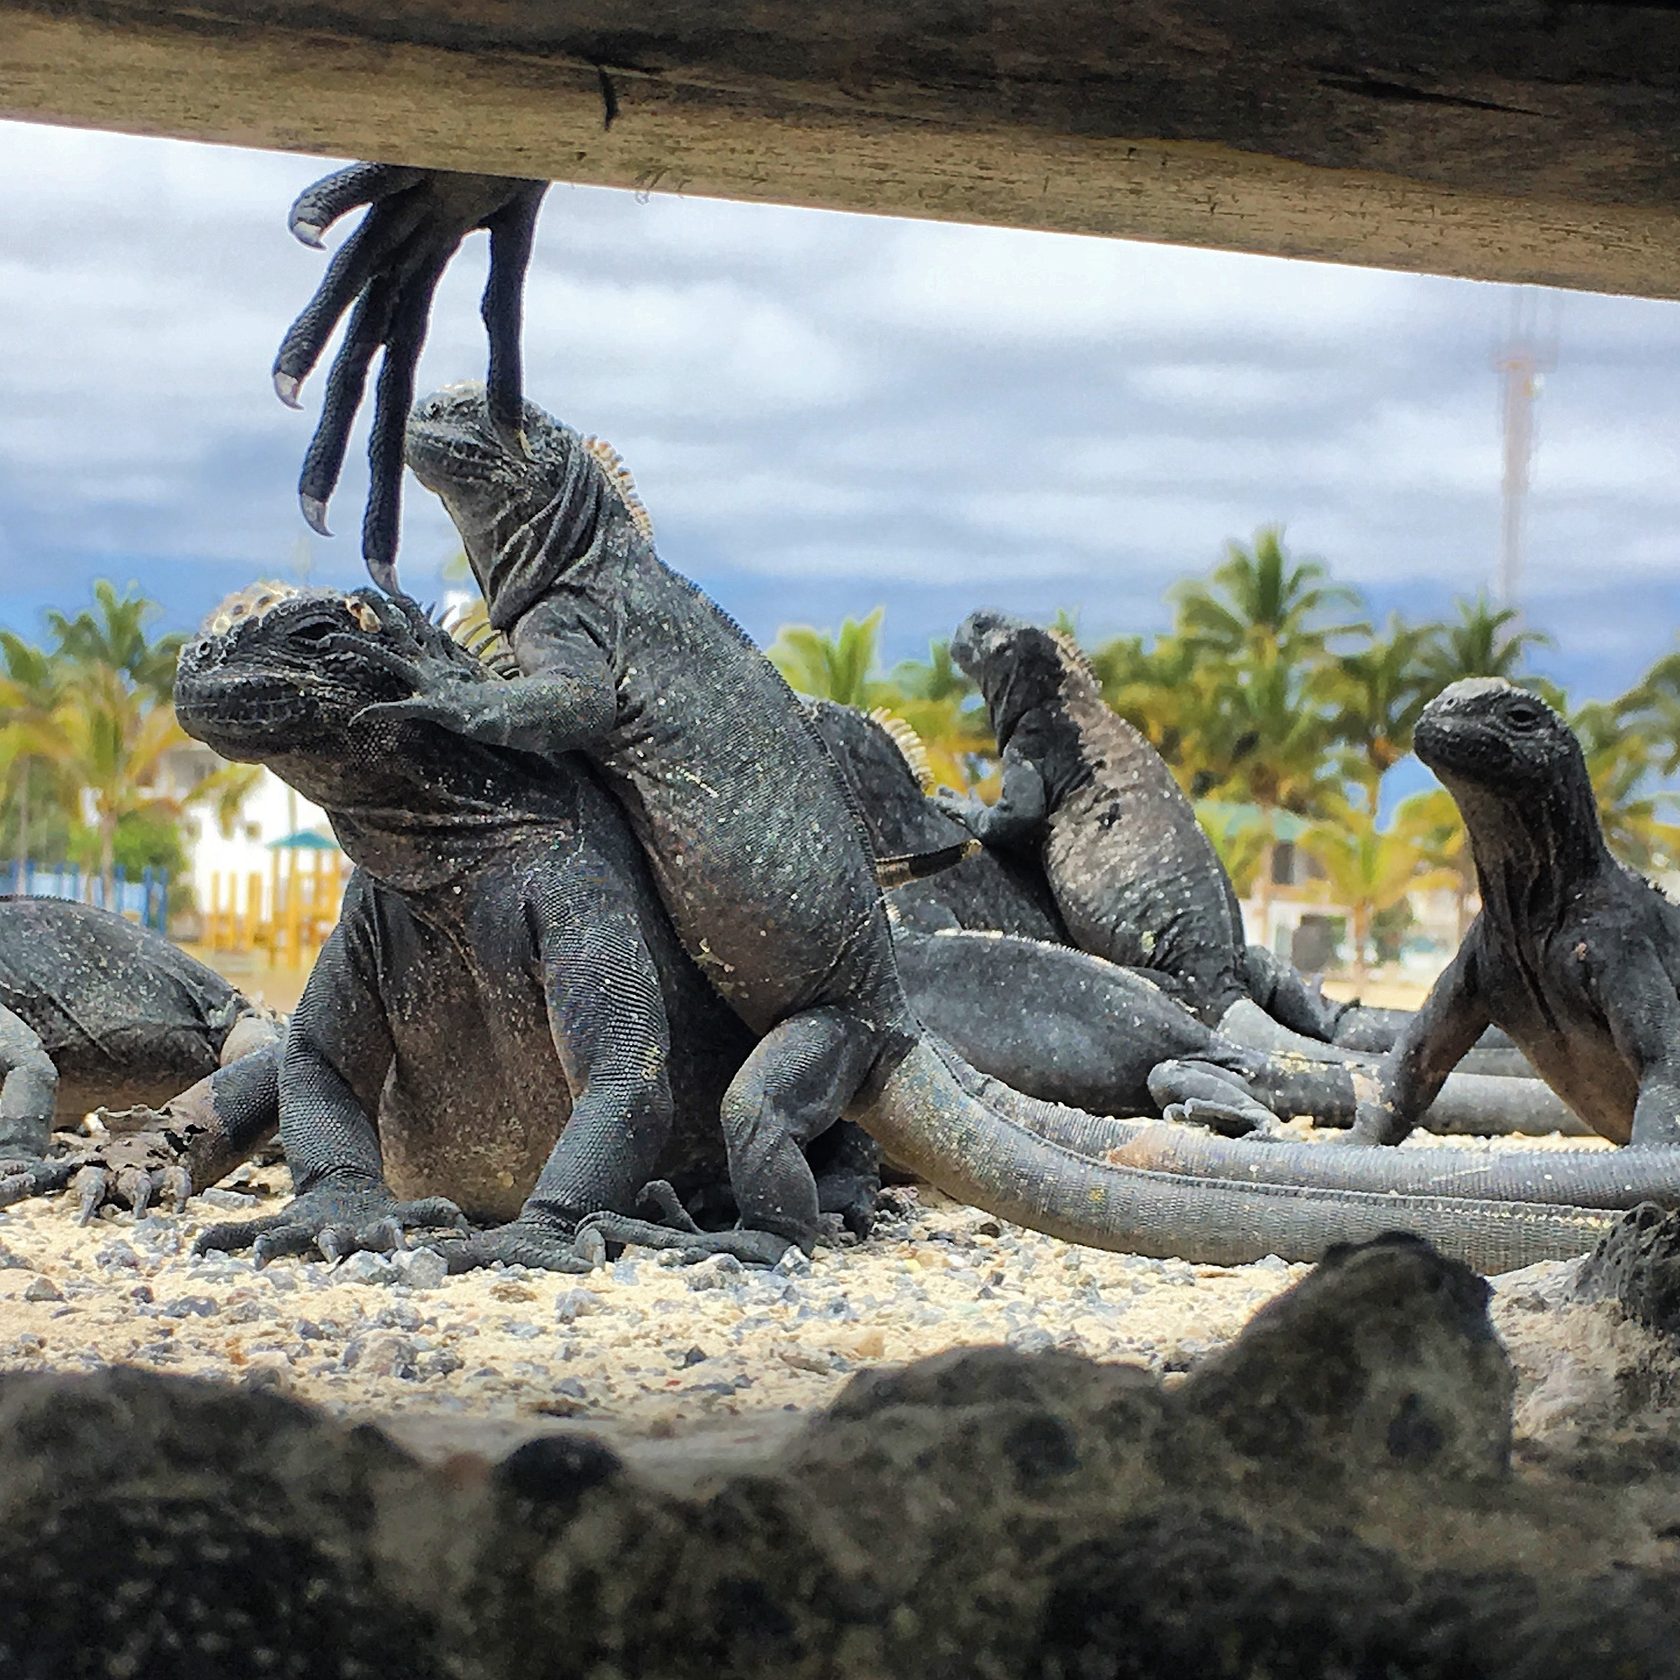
0, 1118, 1617, 1465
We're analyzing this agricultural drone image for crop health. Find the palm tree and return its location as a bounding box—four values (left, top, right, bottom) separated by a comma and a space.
0, 629, 66, 863
1170, 525, 1367, 666
766, 609, 887, 709
46, 579, 185, 704
1392, 789, 1478, 940
1418, 593, 1551, 692
1317, 615, 1433, 816
1298, 796, 1457, 980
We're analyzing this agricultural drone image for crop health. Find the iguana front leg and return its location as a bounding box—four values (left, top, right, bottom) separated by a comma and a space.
195, 908, 463, 1265
274, 164, 549, 590
347, 613, 618, 755
1596, 942, 1680, 1147
936, 745, 1048, 850
1349, 937, 1491, 1145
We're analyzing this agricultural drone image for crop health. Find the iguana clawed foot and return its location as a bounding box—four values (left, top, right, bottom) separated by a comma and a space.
193, 1179, 466, 1267
0, 1125, 198, 1222
422, 1215, 598, 1276
274, 163, 549, 590
1147, 1059, 1281, 1138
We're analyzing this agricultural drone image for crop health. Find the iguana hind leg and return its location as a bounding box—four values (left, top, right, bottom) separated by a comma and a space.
576, 1009, 879, 1265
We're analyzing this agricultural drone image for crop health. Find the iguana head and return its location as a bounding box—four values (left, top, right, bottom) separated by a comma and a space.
1414, 679, 1581, 796
406, 383, 653, 628
951, 610, 1090, 741
175, 581, 481, 772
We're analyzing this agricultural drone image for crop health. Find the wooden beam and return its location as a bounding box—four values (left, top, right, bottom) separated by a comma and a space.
4, 3, 1680, 297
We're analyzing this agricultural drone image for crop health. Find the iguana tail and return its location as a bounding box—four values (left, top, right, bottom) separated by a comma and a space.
860, 1036, 1614, 1272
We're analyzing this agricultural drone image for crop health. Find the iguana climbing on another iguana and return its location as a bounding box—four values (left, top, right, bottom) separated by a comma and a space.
1346, 679, 1680, 1151
314, 381, 1646, 1272
173, 581, 881, 1271
813, 701, 1579, 1138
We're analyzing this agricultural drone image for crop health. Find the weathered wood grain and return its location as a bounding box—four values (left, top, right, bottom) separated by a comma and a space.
3, 3, 1679, 294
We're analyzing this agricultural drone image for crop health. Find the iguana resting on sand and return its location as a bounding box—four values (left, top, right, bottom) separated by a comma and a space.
813, 701, 1577, 1138
315, 381, 1636, 1271
1347, 680, 1680, 1151
941, 609, 1529, 1074
0, 897, 281, 1213
174, 582, 883, 1271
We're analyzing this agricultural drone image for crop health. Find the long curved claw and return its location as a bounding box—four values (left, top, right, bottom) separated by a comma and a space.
160, 1165, 193, 1213
254, 1223, 326, 1268
481, 187, 546, 450
73, 1166, 109, 1227
287, 163, 425, 247
361, 249, 452, 589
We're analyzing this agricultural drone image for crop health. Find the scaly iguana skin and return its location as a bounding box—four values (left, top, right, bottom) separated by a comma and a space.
1349, 680, 1680, 1151
940, 610, 1345, 1034
0, 897, 282, 1212
942, 609, 1530, 1075
174, 582, 876, 1271
327, 383, 1633, 1272
812, 703, 1577, 1137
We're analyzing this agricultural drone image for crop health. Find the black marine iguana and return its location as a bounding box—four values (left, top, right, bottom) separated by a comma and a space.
813, 702, 1577, 1138
941, 609, 1529, 1075
174, 581, 883, 1271
321, 383, 1633, 1271
939, 609, 1349, 1035
1347, 679, 1680, 1151
0, 897, 282, 1212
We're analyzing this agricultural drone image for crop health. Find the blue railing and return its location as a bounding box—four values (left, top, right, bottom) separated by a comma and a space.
0, 861, 170, 932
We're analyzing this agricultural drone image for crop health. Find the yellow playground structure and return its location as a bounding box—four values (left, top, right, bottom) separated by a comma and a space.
201, 830, 346, 969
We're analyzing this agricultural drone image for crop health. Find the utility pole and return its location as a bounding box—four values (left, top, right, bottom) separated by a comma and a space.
1492, 289, 1558, 613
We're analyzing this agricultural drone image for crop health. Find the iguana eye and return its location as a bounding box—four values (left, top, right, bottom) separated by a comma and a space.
1505, 701, 1543, 729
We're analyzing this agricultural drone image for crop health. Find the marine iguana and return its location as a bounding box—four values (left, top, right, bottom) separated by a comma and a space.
0, 897, 282, 1212
1346, 679, 1680, 1151
938, 609, 1348, 1034
322, 383, 1632, 1271
940, 609, 1529, 1074
174, 581, 885, 1270
811, 703, 1578, 1136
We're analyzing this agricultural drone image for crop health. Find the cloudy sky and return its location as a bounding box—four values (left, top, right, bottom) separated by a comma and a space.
2, 116, 1678, 707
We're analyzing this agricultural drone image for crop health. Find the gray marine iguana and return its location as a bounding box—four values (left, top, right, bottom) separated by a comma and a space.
812, 701, 1578, 1138
174, 581, 883, 1271
322, 383, 1634, 1271
940, 608, 1530, 1075
0, 897, 282, 1213
938, 609, 1351, 1036
1346, 679, 1680, 1151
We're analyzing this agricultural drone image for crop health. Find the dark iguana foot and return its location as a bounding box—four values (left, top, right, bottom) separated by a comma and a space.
273, 163, 549, 589
423, 1214, 597, 1276
1148, 1059, 1280, 1137
193, 1180, 466, 1267
572, 1183, 803, 1269
0, 1121, 200, 1222
574, 1214, 800, 1268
